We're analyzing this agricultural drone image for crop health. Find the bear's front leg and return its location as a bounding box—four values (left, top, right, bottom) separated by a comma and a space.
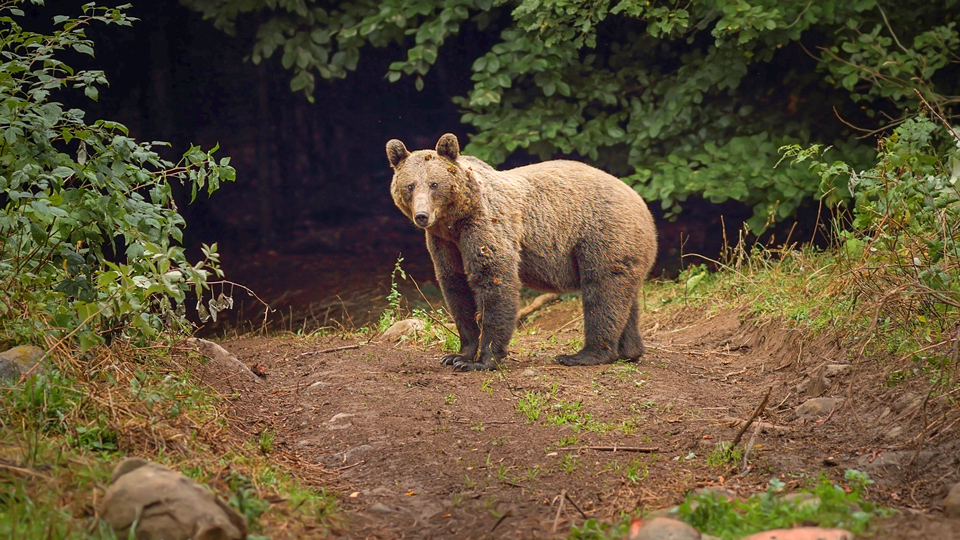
452, 247, 521, 372
436, 273, 480, 366
428, 234, 481, 366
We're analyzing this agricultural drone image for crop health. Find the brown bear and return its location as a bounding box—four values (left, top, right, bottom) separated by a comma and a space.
386, 133, 657, 371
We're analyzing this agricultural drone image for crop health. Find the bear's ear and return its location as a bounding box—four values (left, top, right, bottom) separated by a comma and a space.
386, 139, 410, 169
436, 133, 460, 162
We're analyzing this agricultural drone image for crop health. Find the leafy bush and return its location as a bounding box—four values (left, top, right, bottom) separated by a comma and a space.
781, 113, 960, 388
0, 1, 235, 349
679, 472, 890, 539
569, 471, 891, 540
184, 0, 957, 229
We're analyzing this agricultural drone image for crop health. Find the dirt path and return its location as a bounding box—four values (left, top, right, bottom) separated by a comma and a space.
203, 301, 960, 539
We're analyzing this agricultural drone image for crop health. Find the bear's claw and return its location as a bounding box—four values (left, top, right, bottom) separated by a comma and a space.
556, 352, 616, 366
452, 359, 498, 371
440, 354, 461, 366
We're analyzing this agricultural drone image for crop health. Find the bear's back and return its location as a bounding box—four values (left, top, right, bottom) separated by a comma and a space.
473, 158, 657, 290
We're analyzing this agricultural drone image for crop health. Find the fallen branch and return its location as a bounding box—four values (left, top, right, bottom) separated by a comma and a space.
720, 416, 790, 435
491, 511, 512, 532
731, 386, 772, 447
518, 293, 559, 321
557, 445, 660, 453
0, 462, 53, 480
564, 492, 589, 520
299, 342, 366, 357
335, 460, 364, 472
551, 489, 567, 533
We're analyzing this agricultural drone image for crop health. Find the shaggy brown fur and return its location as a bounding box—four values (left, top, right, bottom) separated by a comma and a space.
386, 133, 657, 371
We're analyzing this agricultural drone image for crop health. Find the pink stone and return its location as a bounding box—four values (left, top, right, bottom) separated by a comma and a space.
739, 527, 854, 540
627, 517, 701, 540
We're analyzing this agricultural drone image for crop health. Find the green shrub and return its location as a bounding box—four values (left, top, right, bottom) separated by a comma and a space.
0, 1, 235, 350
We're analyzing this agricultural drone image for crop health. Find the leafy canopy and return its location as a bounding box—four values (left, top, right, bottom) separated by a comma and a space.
183, 0, 958, 230
0, 1, 236, 350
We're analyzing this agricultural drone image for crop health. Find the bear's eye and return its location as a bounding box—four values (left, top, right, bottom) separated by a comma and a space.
429, 182, 439, 189
406, 184, 414, 192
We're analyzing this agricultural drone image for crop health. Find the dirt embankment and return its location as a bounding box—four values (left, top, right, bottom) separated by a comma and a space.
199, 300, 960, 539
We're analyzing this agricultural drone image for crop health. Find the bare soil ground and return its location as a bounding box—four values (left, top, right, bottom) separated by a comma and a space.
198, 297, 960, 539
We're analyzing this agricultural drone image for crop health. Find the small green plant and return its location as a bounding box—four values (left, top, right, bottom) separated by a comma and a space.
558, 454, 579, 474
556, 435, 578, 447
225, 470, 271, 531
706, 442, 743, 467
624, 458, 649, 484
258, 428, 275, 455
546, 399, 616, 434
444, 393, 458, 405
379, 256, 407, 332
516, 391, 550, 424
70, 421, 119, 454
547, 399, 584, 426
480, 375, 495, 394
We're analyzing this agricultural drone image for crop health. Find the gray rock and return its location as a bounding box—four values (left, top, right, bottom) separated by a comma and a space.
0, 345, 46, 382
691, 487, 736, 500
855, 450, 936, 471
343, 444, 374, 461
368, 502, 398, 514
643, 506, 680, 520
824, 364, 852, 377
327, 412, 355, 431
100, 458, 246, 540
380, 318, 425, 341
188, 338, 261, 383
797, 365, 831, 397
628, 517, 701, 540
944, 482, 960, 518
882, 425, 903, 441
783, 492, 820, 511
892, 392, 923, 414
794, 397, 842, 420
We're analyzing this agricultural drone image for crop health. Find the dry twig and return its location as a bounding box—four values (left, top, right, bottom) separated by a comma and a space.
517, 293, 559, 321
732, 386, 772, 447
557, 445, 660, 453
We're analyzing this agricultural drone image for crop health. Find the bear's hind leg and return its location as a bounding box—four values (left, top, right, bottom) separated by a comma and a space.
617, 295, 645, 362
557, 274, 634, 367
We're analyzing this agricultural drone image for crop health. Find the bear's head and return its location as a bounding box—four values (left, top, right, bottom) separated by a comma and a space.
386, 133, 479, 231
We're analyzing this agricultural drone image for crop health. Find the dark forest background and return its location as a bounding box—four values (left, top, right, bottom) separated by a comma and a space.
42, 0, 744, 271
21, 0, 958, 330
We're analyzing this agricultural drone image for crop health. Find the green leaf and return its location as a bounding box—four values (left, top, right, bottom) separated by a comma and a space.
73, 43, 94, 56
30, 222, 46, 245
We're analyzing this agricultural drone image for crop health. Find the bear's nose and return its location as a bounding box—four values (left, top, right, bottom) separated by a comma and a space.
414, 212, 430, 227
